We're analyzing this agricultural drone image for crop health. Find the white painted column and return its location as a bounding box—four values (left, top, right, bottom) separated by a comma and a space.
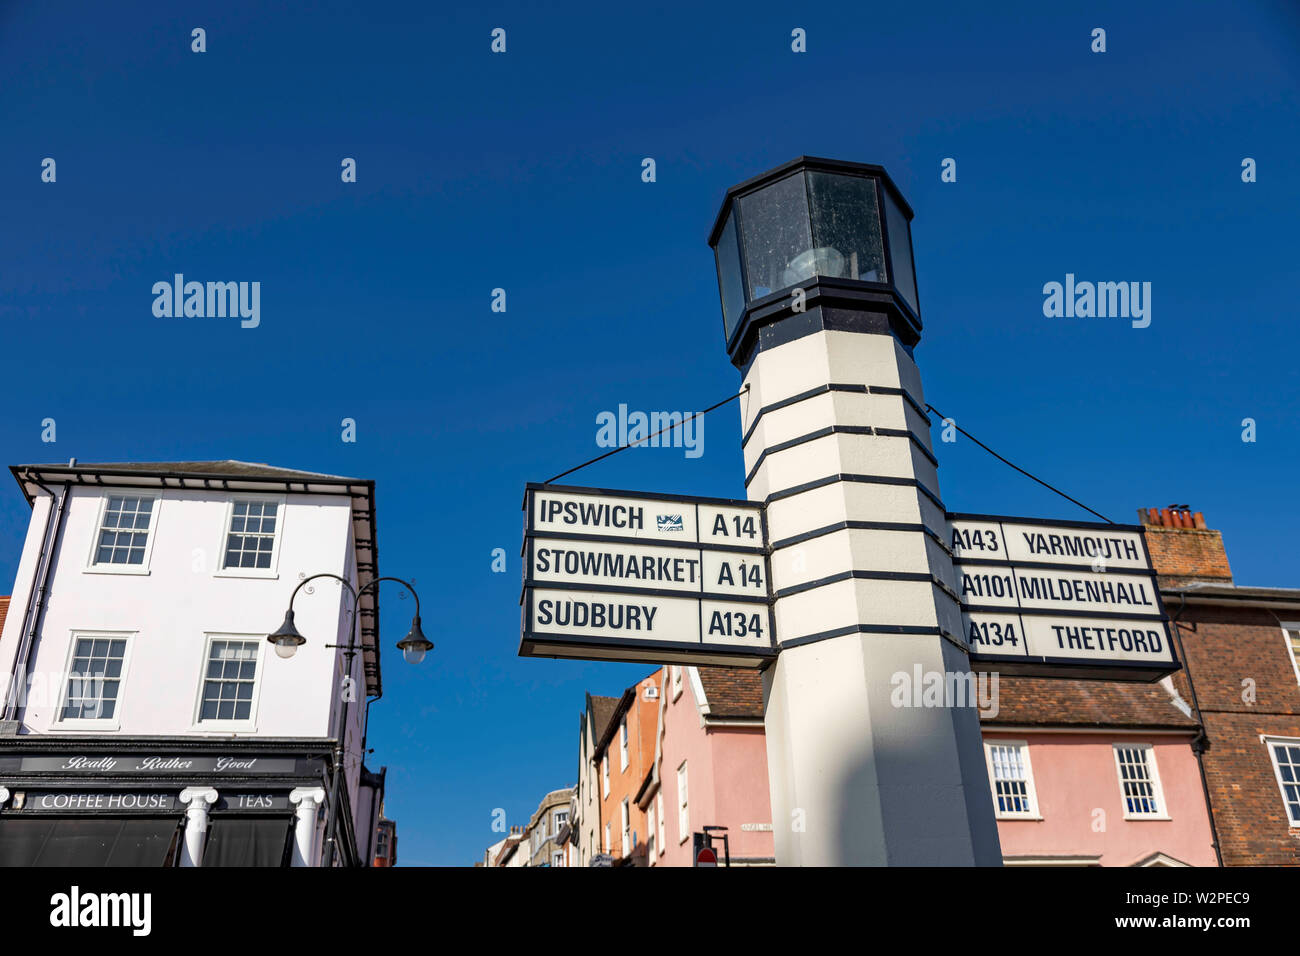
743, 328, 1001, 866
289, 787, 326, 867
177, 787, 219, 867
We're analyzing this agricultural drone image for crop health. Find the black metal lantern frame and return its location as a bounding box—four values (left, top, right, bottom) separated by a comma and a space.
708, 157, 923, 367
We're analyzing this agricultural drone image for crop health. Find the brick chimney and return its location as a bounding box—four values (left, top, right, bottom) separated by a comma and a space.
1138, 505, 1233, 588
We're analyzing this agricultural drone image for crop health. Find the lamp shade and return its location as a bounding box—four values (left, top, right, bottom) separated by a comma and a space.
267, 609, 308, 659
396, 615, 434, 664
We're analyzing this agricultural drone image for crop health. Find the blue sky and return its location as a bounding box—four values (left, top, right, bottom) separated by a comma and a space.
1, 1, 1297, 865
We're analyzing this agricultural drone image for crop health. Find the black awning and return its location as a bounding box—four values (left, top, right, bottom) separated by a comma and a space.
0, 817, 181, 867
202, 816, 294, 867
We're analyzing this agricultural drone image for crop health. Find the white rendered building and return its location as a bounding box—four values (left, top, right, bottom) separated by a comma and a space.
0, 460, 393, 867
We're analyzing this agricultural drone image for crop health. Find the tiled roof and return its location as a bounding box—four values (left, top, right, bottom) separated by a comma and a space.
13, 460, 363, 482
980, 675, 1198, 729
696, 666, 764, 719
495, 837, 522, 866
589, 694, 620, 743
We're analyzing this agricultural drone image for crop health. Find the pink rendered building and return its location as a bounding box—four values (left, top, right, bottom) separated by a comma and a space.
637, 665, 775, 866
980, 679, 1217, 867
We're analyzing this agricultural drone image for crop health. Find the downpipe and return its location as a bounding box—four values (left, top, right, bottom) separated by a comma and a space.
3, 479, 71, 723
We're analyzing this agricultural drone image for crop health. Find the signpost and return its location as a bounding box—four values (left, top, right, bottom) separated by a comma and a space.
517, 157, 1189, 866
519, 484, 776, 667
949, 513, 1179, 681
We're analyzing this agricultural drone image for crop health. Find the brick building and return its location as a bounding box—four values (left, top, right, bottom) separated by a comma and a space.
1144, 506, 1300, 865
976, 505, 1300, 867
593, 671, 660, 865
372, 814, 397, 867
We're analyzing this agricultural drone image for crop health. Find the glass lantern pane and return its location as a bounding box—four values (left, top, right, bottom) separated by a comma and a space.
807, 172, 886, 284
882, 185, 919, 315
738, 172, 813, 301
715, 209, 747, 343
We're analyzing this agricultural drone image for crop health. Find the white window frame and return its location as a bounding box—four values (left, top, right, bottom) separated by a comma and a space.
214, 494, 286, 579
551, 850, 563, 867
620, 718, 629, 771
983, 740, 1041, 820
1281, 623, 1300, 688
672, 665, 684, 701
53, 630, 136, 731
1263, 735, 1300, 827
601, 756, 609, 797
677, 761, 689, 844
84, 493, 160, 575
191, 633, 266, 731
647, 802, 656, 861
621, 797, 630, 854
552, 808, 568, 837
603, 823, 611, 853
656, 792, 665, 854
1112, 743, 1169, 820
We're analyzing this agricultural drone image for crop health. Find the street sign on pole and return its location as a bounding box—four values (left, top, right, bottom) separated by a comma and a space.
949, 513, 1180, 681
695, 846, 718, 867
519, 484, 777, 667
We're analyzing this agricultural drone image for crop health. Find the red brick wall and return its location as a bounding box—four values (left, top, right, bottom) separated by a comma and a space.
1144, 526, 1233, 588
1139, 508, 1300, 864
1166, 592, 1300, 864
1197, 710, 1300, 865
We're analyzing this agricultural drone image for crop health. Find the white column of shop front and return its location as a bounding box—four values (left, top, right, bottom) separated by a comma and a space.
177, 787, 219, 867
289, 787, 326, 866
743, 328, 1002, 866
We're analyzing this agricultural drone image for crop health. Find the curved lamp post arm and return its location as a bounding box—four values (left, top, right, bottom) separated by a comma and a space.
268, 573, 359, 658
270, 573, 429, 660
355, 576, 431, 664
289, 572, 359, 608
355, 575, 420, 615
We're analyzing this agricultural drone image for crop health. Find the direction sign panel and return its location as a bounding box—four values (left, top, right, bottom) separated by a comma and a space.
520, 484, 776, 667
948, 513, 1179, 681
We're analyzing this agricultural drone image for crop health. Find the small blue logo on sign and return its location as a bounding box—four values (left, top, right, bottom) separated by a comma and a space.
657, 514, 684, 533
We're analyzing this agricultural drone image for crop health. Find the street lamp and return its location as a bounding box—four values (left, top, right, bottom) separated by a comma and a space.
267, 572, 431, 866
267, 610, 307, 659
396, 615, 432, 664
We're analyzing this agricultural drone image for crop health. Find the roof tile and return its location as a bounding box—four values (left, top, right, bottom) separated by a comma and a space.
696, 666, 764, 719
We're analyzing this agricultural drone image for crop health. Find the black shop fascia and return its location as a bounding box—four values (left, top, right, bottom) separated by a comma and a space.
0, 735, 345, 866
